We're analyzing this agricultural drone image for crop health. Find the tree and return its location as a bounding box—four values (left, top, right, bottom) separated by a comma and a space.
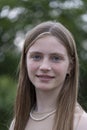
0, 0, 87, 129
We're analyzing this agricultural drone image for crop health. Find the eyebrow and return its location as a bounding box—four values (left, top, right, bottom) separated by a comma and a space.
28, 51, 42, 55
28, 51, 66, 57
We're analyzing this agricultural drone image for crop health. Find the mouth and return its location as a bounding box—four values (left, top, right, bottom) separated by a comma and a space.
36, 75, 55, 81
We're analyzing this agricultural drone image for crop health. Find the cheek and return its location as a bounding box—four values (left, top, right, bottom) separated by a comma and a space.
54, 64, 69, 76
26, 61, 37, 75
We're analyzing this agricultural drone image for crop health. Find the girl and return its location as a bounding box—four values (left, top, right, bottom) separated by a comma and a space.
9, 21, 87, 130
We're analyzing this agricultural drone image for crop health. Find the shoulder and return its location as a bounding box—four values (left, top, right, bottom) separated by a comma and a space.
9, 119, 15, 130
81, 111, 87, 123
77, 111, 87, 130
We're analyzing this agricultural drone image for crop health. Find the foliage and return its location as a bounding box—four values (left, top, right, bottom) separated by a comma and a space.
0, 76, 16, 130
0, 0, 87, 129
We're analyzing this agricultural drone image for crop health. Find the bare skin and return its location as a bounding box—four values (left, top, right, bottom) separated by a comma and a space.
9, 36, 87, 130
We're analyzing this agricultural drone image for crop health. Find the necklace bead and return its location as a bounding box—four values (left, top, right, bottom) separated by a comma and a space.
30, 109, 56, 121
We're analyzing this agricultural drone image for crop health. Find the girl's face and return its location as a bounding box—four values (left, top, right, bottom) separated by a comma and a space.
26, 35, 70, 91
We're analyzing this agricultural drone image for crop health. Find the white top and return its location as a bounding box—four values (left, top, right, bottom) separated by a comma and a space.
73, 104, 87, 130
9, 104, 87, 130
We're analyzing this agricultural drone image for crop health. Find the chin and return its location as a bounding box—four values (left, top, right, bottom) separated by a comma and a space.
35, 85, 54, 91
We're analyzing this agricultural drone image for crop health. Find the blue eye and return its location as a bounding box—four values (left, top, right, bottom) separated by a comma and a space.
32, 55, 41, 61
51, 56, 61, 62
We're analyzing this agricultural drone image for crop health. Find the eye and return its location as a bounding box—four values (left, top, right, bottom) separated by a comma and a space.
32, 54, 42, 61
51, 55, 62, 62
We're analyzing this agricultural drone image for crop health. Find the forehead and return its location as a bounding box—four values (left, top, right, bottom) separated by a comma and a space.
28, 35, 67, 55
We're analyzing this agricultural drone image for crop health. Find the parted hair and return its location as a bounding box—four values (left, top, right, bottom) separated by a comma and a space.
14, 21, 79, 130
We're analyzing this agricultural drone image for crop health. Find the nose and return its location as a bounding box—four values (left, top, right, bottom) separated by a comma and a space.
39, 58, 51, 71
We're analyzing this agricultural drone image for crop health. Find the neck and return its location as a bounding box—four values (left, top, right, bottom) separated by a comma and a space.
35, 88, 61, 113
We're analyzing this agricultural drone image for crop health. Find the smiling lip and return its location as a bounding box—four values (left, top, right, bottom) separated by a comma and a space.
36, 75, 55, 81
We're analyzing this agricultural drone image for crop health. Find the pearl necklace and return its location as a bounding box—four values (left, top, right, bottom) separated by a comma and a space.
30, 109, 56, 121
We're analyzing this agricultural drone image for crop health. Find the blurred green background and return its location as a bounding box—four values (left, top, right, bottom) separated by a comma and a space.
0, 0, 87, 129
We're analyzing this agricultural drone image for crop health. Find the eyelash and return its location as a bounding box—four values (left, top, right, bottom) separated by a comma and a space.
51, 56, 61, 62
30, 54, 62, 62
31, 55, 42, 61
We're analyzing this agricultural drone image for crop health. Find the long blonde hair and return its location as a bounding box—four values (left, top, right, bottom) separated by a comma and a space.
14, 21, 79, 130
